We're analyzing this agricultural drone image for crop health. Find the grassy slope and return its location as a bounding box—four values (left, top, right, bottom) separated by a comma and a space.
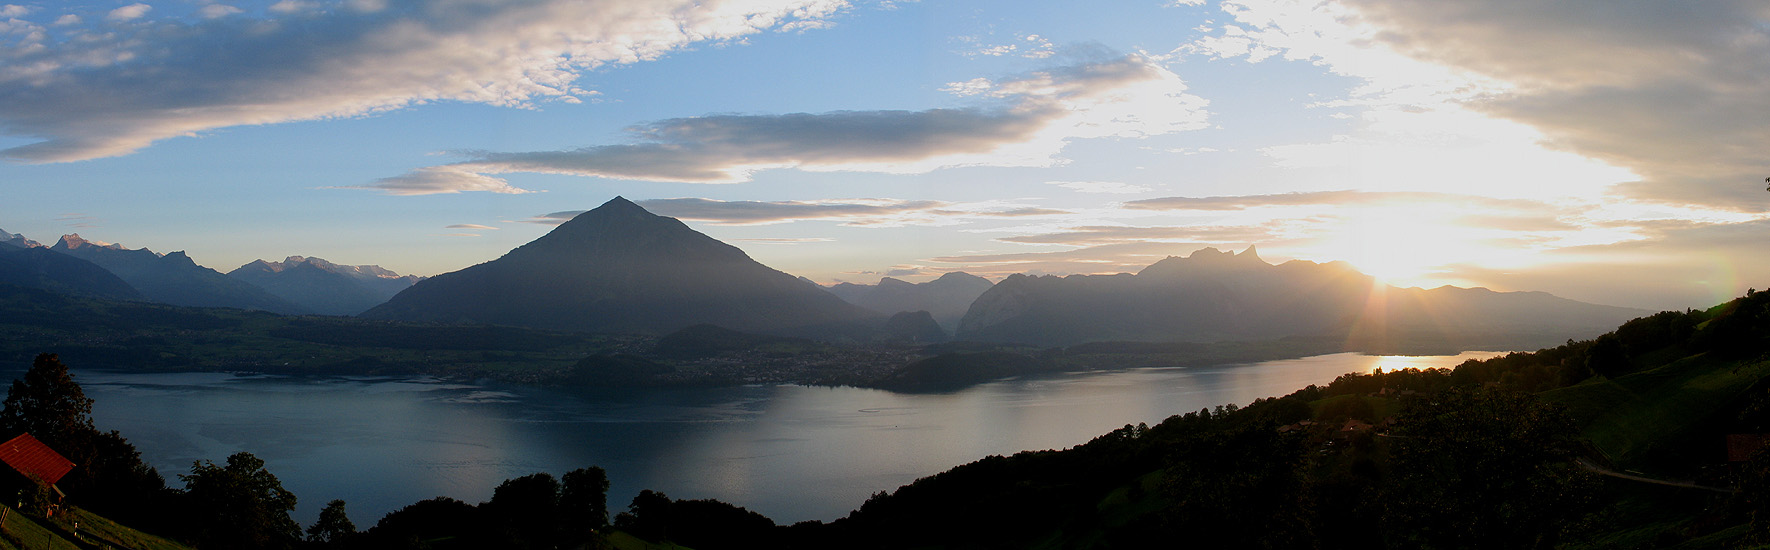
1542, 353, 1770, 468
0, 505, 190, 550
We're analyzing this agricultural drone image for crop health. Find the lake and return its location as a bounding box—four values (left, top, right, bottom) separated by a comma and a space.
62, 351, 1502, 526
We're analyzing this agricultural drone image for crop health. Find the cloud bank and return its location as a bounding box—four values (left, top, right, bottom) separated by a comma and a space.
362, 54, 1209, 193
0, 0, 848, 162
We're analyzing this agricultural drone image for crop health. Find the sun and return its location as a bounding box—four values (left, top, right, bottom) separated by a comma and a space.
1310, 207, 1500, 288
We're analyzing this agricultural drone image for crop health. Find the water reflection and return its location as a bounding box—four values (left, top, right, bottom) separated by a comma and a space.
63, 351, 1499, 525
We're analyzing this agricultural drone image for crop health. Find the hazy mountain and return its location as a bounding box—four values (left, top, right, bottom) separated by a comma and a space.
50, 234, 308, 314
360, 197, 876, 335
956, 246, 1645, 349
0, 244, 143, 300
826, 272, 994, 333
0, 228, 41, 249
229, 256, 423, 316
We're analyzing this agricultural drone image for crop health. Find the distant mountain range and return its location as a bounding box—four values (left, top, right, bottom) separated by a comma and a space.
51, 234, 310, 314
360, 197, 877, 335
228, 256, 423, 316
826, 272, 995, 334
2, 213, 1647, 352
956, 246, 1646, 349
0, 239, 142, 300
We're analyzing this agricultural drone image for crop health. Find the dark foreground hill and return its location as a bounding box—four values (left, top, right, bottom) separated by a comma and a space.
957, 246, 1644, 350
361, 197, 875, 335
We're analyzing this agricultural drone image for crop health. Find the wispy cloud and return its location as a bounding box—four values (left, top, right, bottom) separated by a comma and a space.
1048, 180, 1151, 194
0, 0, 848, 163
639, 198, 946, 226
445, 224, 499, 230
359, 54, 1209, 194
1185, 0, 1770, 210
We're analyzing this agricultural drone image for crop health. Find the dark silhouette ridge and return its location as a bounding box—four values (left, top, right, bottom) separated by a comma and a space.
50, 234, 307, 314
229, 256, 421, 316
360, 197, 875, 335
957, 246, 1645, 348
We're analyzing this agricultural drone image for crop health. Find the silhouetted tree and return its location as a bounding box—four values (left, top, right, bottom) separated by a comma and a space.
560, 466, 611, 541
0, 353, 95, 448
179, 451, 301, 550
306, 499, 357, 546
1384, 387, 1595, 549
1, 353, 165, 522
486, 472, 561, 549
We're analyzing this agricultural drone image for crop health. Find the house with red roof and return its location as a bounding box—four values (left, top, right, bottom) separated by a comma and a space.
0, 433, 74, 515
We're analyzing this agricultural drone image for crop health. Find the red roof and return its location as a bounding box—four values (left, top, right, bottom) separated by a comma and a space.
0, 434, 74, 486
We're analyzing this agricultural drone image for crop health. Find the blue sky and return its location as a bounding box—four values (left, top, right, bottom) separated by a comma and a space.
2, 0, 1767, 311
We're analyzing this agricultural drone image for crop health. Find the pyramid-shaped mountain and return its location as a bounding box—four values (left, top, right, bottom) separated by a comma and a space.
50, 234, 307, 314
360, 197, 875, 334
957, 246, 1646, 349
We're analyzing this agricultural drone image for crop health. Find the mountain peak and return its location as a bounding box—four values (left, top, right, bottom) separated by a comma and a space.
55, 233, 125, 251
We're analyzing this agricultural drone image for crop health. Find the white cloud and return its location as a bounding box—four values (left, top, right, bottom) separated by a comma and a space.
106, 3, 152, 21
363, 54, 1210, 193
197, 4, 244, 19
52, 14, 79, 25
0, 0, 850, 163
1048, 180, 1151, 194
0, 5, 30, 18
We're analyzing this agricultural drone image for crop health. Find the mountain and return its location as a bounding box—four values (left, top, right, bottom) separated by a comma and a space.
826, 272, 994, 333
956, 246, 1645, 349
229, 256, 423, 316
360, 197, 876, 335
49, 234, 308, 314
0, 244, 143, 300
0, 227, 41, 248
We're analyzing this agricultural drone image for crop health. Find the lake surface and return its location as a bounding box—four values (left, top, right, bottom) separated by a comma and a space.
59, 351, 1501, 526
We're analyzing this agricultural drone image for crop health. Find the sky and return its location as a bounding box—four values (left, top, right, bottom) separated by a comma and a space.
1, 0, 1767, 312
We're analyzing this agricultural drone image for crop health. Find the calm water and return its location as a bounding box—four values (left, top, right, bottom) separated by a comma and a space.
60, 351, 1500, 525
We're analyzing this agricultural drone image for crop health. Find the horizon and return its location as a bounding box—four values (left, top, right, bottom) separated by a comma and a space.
3, 0, 1767, 313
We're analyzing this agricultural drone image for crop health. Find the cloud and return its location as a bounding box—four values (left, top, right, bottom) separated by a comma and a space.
994, 224, 1275, 246
0, 5, 30, 18
106, 3, 151, 21
0, 0, 848, 162
511, 211, 585, 225
731, 237, 834, 245
1191, 0, 1770, 209
197, 4, 243, 19
363, 54, 1209, 193
927, 241, 1218, 278
350, 167, 536, 196
1048, 180, 1151, 194
444, 223, 498, 230
637, 197, 946, 226
1123, 190, 1554, 212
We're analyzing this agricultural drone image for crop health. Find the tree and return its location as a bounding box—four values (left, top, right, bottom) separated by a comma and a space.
179, 451, 301, 550
485, 472, 561, 550
560, 466, 611, 541
1384, 387, 1595, 549
307, 499, 357, 546
0, 353, 95, 449
0, 354, 165, 522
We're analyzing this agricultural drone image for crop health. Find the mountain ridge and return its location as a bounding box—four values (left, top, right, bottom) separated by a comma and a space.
360, 197, 877, 335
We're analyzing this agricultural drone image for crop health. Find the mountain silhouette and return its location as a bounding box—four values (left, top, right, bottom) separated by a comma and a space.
826, 272, 994, 334
0, 243, 142, 301
957, 246, 1645, 349
360, 197, 874, 334
50, 234, 308, 314
230, 256, 422, 316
